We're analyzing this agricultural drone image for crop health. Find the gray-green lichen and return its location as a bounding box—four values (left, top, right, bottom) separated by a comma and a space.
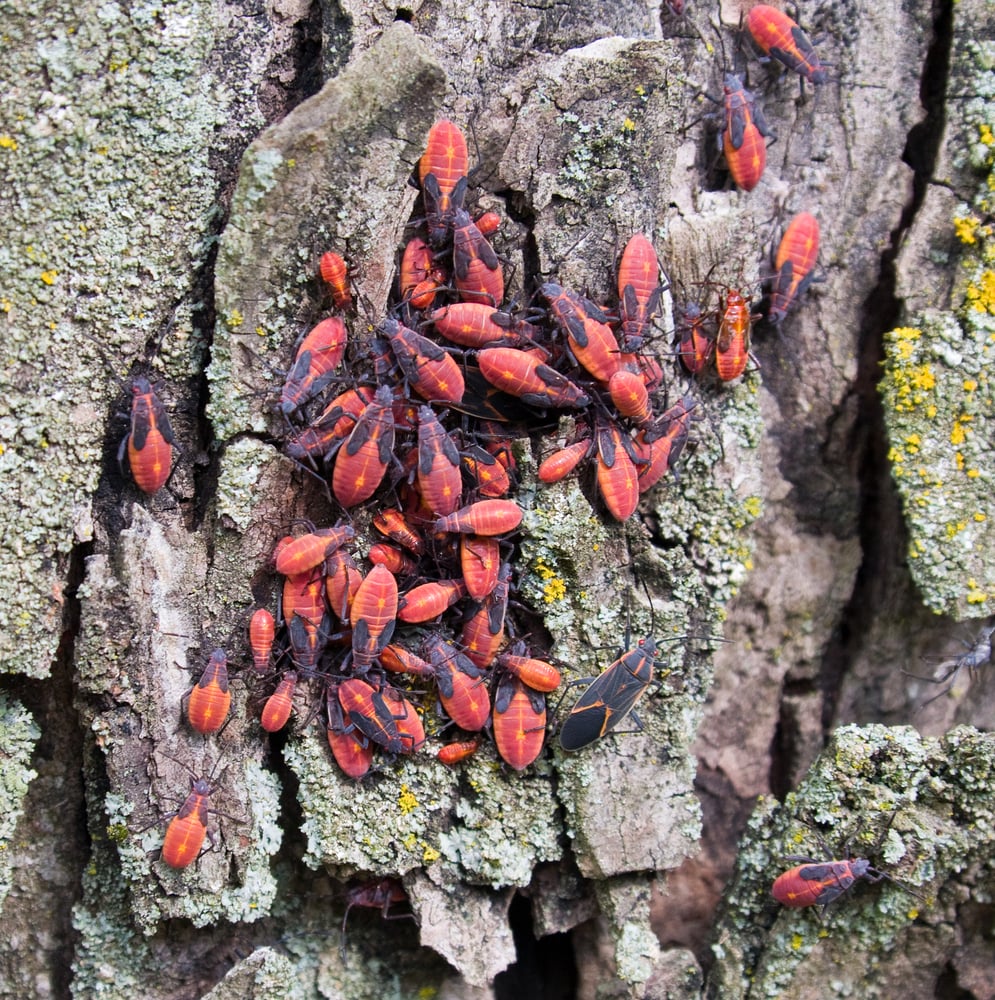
207, 22, 446, 444
881, 33, 995, 618
708, 724, 995, 1000
0, 696, 40, 914
0, 0, 221, 677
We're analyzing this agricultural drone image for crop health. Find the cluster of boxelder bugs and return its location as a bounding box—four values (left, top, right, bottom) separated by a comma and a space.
130, 88, 832, 913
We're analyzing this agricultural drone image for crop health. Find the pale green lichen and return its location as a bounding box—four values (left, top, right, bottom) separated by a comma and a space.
709, 725, 995, 1000
0, 0, 220, 677
0, 696, 40, 913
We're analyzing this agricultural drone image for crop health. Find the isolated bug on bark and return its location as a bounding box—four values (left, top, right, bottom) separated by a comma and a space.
122, 377, 175, 494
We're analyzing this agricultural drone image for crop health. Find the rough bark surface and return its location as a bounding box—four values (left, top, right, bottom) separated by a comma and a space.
1, 0, 994, 998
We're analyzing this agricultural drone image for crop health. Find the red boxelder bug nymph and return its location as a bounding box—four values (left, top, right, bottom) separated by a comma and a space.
771, 854, 920, 912
184, 648, 231, 735
248, 608, 276, 674
492, 673, 547, 771
161, 775, 216, 869
419, 119, 469, 246
331, 384, 396, 508
721, 74, 773, 193
745, 4, 828, 86
768, 212, 821, 324
558, 637, 665, 751
617, 233, 668, 352
319, 251, 353, 311
350, 564, 399, 671
122, 377, 175, 494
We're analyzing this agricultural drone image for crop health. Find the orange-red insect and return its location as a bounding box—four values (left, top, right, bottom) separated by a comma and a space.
434, 499, 523, 536
419, 120, 469, 246
492, 674, 546, 771
746, 5, 828, 85
477, 348, 591, 409
722, 74, 772, 193
331, 385, 396, 508
319, 251, 353, 310
248, 609, 276, 674
428, 303, 523, 349
282, 566, 326, 629
380, 643, 435, 679
423, 635, 491, 732
381, 318, 465, 405
461, 444, 512, 497
595, 421, 640, 521
617, 233, 666, 352
459, 561, 510, 668
607, 369, 651, 424
325, 685, 374, 780
676, 301, 715, 375
497, 642, 562, 693
416, 405, 463, 516
538, 439, 592, 484
261, 671, 297, 732
123, 377, 174, 494
161, 775, 216, 869
452, 209, 504, 307
772, 857, 901, 909
338, 678, 424, 754
570, 315, 624, 385
715, 288, 755, 381
280, 317, 348, 415
397, 579, 466, 623
350, 564, 399, 671
372, 507, 425, 555
368, 542, 418, 578
341, 877, 414, 957
436, 738, 481, 765
399, 236, 446, 310
325, 547, 362, 623
768, 212, 821, 324
275, 524, 355, 577
285, 386, 374, 463
460, 534, 501, 600
185, 649, 231, 735
540, 282, 595, 344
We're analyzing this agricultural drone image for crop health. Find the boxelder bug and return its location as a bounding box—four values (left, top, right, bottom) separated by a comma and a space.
184, 648, 232, 736
161, 775, 217, 869
767, 212, 821, 324
248, 608, 276, 674
419, 119, 469, 246
492, 673, 547, 771
319, 251, 353, 311
771, 857, 903, 910
122, 376, 175, 494
745, 5, 828, 86
721, 73, 773, 193
331, 384, 396, 508
559, 636, 667, 752
617, 233, 668, 352
340, 877, 415, 959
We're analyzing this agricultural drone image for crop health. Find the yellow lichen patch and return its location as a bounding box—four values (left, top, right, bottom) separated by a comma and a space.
963, 379, 978, 392
954, 215, 979, 244
543, 576, 566, 604
980, 123, 994, 147
0, 135, 17, 151
398, 784, 418, 815
40, 270, 58, 285
226, 308, 244, 329
965, 270, 995, 314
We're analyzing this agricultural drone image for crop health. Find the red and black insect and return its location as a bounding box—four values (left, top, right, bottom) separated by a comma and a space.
423, 634, 492, 732
275, 523, 355, 577
325, 685, 375, 780
715, 287, 756, 381
559, 637, 664, 751
451, 208, 504, 307
771, 856, 899, 910
284, 386, 374, 463
331, 385, 396, 508
349, 564, 399, 672
338, 678, 425, 754
122, 377, 175, 494
381, 317, 465, 405
415, 405, 463, 516
158, 764, 229, 871
492, 673, 547, 771
676, 301, 715, 375
434, 499, 523, 537
721, 73, 773, 193
595, 420, 640, 522
538, 438, 592, 485
340, 877, 415, 958
477, 348, 591, 410
746, 5, 828, 86
767, 212, 821, 324
279, 317, 348, 415
419, 119, 469, 246
436, 737, 481, 766
428, 302, 524, 349
397, 579, 466, 623
617, 233, 667, 352
184, 648, 231, 735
